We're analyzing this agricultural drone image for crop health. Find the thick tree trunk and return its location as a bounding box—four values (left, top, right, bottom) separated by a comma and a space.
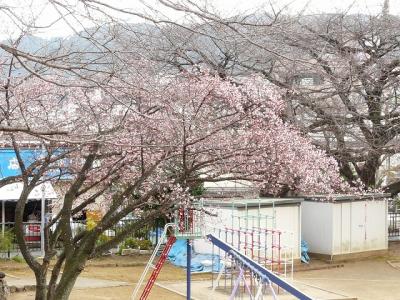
51, 278, 77, 300
339, 163, 357, 185
50, 269, 80, 300
50, 251, 89, 300
359, 155, 380, 188
34, 270, 48, 300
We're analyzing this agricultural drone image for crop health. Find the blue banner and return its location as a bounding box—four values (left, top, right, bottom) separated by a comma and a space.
0, 148, 71, 179
0, 149, 43, 179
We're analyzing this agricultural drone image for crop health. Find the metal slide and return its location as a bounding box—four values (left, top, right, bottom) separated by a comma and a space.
131, 223, 175, 300
138, 235, 177, 300
207, 234, 313, 300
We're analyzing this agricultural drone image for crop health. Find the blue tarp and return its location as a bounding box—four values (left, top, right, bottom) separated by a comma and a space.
168, 239, 222, 272
301, 240, 310, 263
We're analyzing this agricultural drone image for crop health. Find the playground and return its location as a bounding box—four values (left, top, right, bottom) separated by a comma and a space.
4, 200, 400, 300
126, 200, 397, 300
0, 196, 394, 300
5, 244, 400, 300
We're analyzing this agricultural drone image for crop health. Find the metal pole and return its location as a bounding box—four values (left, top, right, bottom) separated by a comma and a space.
41, 184, 45, 257
211, 243, 214, 289
155, 219, 159, 246
2, 201, 5, 236
1, 201, 6, 236
187, 239, 191, 300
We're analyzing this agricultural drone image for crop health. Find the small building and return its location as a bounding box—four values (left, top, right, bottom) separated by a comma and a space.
0, 148, 59, 254
0, 182, 57, 235
203, 180, 259, 198
301, 194, 389, 260
194, 198, 303, 260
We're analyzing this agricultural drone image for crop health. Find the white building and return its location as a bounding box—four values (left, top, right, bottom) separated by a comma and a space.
195, 198, 302, 260
301, 194, 389, 260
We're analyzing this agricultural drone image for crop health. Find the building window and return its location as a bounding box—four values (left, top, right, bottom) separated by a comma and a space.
294, 74, 324, 86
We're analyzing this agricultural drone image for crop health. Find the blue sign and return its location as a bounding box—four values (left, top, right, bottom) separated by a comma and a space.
0, 149, 43, 179
0, 148, 71, 180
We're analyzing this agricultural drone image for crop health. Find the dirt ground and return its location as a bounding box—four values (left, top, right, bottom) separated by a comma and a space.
4, 242, 400, 300
294, 242, 400, 300
5, 255, 210, 300
294, 258, 400, 300
10, 285, 183, 300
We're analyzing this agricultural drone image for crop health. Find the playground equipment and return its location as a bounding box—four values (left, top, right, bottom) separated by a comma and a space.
208, 234, 312, 300
202, 201, 295, 280
131, 202, 204, 300
135, 232, 176, 300
130, 223, 174, 300
131, 200, 311, 300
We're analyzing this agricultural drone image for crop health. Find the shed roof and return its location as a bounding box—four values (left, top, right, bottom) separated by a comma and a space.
0, 182, 57, 201
203, 197, 303, 208
302, 193, 390, 202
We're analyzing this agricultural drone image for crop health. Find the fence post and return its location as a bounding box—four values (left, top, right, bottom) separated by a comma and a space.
1, 201, 4, 237
155, 219, 159, 246
186, 239, 191, 300
40, 185, 45, 257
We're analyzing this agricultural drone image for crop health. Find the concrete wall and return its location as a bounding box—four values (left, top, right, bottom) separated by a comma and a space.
302, 200, 388, 256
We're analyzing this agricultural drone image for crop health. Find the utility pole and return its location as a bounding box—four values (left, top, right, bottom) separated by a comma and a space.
40, 183, 45, 257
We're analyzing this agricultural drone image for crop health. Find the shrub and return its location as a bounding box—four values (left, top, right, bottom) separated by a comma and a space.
12, 255, 25, 263
96, 234, 111, 247
137, 239, 152, 250
121, 237, 138, 249
0, 230, 14, 251
134, 228, 150, 239
190, 183, 205, 196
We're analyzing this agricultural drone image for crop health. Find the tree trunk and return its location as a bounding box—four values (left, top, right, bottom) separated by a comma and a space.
34, 270, 48, 300
359, 154, 380, 188
51, 279, 77, 300
50, 270, 80, 300
47, 254, 65, 300
50, 253, 88, 300
339, 163, 357, 184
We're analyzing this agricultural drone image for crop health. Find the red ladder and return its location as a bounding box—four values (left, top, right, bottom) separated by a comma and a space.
139, 235, 177, 300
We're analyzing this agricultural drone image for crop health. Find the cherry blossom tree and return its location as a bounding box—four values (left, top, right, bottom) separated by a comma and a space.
0, 62, 348, 299
0, 1, 354, 298
99, 0, 399, 192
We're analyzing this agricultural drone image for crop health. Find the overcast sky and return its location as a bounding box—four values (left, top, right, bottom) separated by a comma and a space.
0, 0, 396, 39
